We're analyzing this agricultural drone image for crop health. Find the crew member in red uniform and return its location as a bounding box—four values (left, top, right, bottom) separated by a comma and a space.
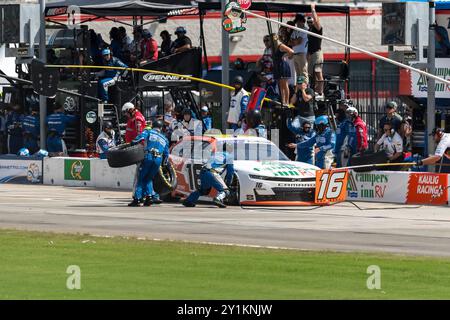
122, 102, 146, 143
346, 106, 368, 155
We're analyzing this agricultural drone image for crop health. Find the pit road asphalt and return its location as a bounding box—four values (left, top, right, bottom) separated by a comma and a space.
1, 184, 450, 257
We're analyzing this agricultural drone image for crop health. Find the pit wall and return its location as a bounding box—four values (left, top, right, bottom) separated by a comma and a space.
347, 170, 450, 206
40, 158, 450, 206
43, 157, 135, 190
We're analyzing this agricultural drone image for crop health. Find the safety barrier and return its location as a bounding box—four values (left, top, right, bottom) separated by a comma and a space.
0, 155, 43, 184
347, 170, 450, 206
43, 157, 135, 190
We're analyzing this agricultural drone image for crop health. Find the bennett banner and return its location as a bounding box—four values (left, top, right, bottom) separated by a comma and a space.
138, 47, 202, 88
407, 173, 449, 206
347, 170, 409, 203
0, 157, 43, 184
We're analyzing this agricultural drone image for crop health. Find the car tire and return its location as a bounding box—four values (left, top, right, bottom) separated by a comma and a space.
226, 174, 240, 206
154, 161, 178, 198
107, 143, 145, 168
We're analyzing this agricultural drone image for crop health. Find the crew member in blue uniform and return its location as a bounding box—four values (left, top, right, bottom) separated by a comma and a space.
129, 119, 169, 207
5, 104, 24, 154
21, 106, 40, 154
296, 115, 336, 169
287, 119, 316, 164
182, 143, 234, 208
46, 103, 78, 156
200, 106, 212, 131
97, 48, 128, 103
335, 101, 356, 167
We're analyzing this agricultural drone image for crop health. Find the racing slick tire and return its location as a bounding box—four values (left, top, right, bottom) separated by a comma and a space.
226, 174, 241, 206
107, 143, 144, 168
154, 161, 178, 200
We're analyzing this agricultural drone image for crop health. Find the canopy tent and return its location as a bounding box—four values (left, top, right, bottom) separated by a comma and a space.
198, 1, 350, 14
45, 0, 198, 18
197, 1, 351, 69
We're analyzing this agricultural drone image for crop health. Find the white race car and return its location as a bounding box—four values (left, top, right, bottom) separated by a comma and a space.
169, 135, 323, 206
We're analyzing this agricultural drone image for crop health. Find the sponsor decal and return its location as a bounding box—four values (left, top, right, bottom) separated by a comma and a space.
222, 1, 247, 34
64, 159, 91, 181
238, 0, 252, 10
315, 169, 348, 204
27, 163, 41, 183
86, 111, 97, 124
246, 195, 254, 200
143, 73, 191, 83
347, 171, 389, 199
407, 173, 448, 206
46, 7, 68, 16
254, 162, 316, 177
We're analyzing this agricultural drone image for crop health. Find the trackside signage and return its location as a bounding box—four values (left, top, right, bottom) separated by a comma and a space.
347, 170, 409, 203
407, 173, 448, 206
64, 159, 91, 181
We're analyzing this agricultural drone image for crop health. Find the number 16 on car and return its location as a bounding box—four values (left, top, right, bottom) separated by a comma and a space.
314, 169, 348, 204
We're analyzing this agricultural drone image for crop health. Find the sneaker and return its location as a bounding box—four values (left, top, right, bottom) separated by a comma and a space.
152, 198, 163, 205
128, 198, 143, 207
143, 197, 153, 207
182, 200, 195, 207
213, 198, 226, 208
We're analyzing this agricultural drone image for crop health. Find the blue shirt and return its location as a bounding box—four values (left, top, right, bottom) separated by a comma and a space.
133, 129, 169, 160
6, 112, 23, 137
46, 112, 78, 136
104, 56, 128, 78
22, 115, 40, 138
202, 116, 212, 131
335, 119, 356, 153
297, 127, 336, 154
204, 151, 234, 185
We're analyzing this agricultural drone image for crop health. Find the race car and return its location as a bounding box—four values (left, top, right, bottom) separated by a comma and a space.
169, 135, 323, 206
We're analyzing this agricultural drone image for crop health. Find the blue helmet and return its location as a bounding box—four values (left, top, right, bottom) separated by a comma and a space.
35, 149, 49, 157
315, 115, 329, 126
18, 148, 30, 157
102, 48, 111, 56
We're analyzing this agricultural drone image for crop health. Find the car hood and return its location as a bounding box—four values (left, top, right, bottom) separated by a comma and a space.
234, 160, 319, 178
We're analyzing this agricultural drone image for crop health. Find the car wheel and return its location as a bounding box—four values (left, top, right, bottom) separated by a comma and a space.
107, 143, 144, 168
154, 161, 178, 199
227, 174, 240, 206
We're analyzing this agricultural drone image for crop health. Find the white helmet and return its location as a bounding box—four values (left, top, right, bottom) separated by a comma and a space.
122, 102, 134, 113
201, 106, 209, 113
346, 106, 359, 117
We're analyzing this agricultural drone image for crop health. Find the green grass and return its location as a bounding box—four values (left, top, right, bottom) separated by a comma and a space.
1, 229, 450, 299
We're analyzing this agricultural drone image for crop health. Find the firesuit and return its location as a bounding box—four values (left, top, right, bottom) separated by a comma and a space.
353, 115, 368, 154
131, 127, 169, 204
296, 116, 336, 169
97, 50, 128, 102
183, 150, 234, 208
287, 118, 316, 165
125, 109, 146, 143
335, 118, 356, 167
46, 111, 78, 154
5, 111, 23, 154
21, 113, 40, 154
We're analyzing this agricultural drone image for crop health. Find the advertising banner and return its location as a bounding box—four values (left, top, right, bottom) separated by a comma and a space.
0, 157, 43, 184
407, 173, 449, 206
410, 59, 450, 99
64, 159, 91, 181
347, 170, 409, 203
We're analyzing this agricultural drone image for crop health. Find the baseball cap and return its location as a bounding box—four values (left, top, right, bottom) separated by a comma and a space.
201, 106, 209, 113
386, 101, 398, 109
102, 48, 111, 56
296, 76, 307, 84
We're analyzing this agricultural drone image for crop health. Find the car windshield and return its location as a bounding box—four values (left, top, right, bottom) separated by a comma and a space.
230, 141, 289, 161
